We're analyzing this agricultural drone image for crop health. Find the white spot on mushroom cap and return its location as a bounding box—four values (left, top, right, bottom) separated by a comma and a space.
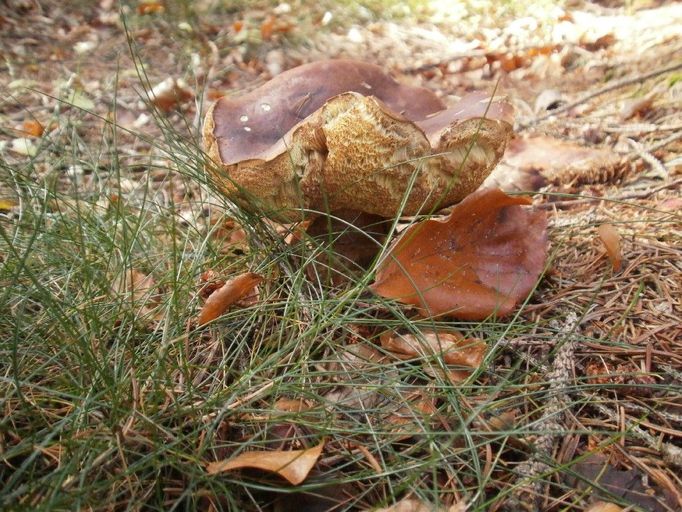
360, 81, 372, 90
243, 126, 252, 132
240, 115, 249, 122
260, 103, 271, 112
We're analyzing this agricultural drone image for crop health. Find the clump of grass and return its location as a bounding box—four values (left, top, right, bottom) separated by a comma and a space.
0, 89, 597, 512
2, 8, 677, 512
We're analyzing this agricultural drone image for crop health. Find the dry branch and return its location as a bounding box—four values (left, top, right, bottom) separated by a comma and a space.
521, 61, 682, 129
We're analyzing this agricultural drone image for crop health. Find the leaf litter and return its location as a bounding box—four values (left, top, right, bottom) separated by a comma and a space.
1, 1, 681, 511
206, 439, 325, 485
197, 271, 263, 325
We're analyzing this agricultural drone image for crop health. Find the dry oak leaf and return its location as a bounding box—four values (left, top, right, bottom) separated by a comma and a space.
381, 330, 486, 382
198, 272, 263, 325
371, 188, 547, 320
206, 440, 325, 485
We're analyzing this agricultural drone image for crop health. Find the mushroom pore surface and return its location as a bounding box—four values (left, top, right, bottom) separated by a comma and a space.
204, 59, 513, 221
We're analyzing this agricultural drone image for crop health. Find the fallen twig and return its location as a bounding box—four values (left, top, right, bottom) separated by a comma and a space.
603, 122, 682, 134
521, 61, 682, 129
643, 130, 682, 154
590, 401, 682, 470
536, 179, 682, 209
626, 138, 668, 178
503, 313, 580, 511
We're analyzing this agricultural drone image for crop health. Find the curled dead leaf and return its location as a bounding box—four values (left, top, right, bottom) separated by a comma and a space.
380, 330, 485, 366
381, 330, 486, 382
273, 398, 310, 413
597, 223, 622, 272
585, 502, 624, 512
137, 1, 165, 15
371, 188, 547, 320
206, 440, 325, 485
374, 497, 450, 512
22, 119, 44, 137
198, 272, 263, 325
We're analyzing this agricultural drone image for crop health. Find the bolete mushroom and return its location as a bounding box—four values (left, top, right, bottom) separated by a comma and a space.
203, 59, 513, 222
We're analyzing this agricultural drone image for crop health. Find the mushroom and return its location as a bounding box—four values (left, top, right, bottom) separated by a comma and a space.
203, 59, 514, 223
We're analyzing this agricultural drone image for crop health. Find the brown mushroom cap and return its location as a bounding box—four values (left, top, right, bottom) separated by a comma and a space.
203, 59, 513, 221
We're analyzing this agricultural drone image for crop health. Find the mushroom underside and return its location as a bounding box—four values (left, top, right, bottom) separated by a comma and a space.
205, 91, 512, 221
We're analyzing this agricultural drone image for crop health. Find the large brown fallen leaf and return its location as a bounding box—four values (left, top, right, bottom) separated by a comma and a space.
380, 330, 486, 382
371, 188, 547, 320
206, 440, 325, 485
198, 272, 263, 325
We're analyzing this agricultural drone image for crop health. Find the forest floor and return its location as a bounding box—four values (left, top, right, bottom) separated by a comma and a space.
1, 1, 681, 511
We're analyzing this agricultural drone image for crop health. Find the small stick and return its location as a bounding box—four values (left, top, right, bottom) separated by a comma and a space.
504, 313, 580, 510
626, 138, 668, 178
603, 122, 682, 134
536, 179, 682, 209
591, 400, 682, 469
644, 130, 682, 154
521, 61, 682, 129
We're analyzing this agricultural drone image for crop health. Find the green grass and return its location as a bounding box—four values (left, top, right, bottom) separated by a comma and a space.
0, 90, 638, 511
1, 4, 675, 512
